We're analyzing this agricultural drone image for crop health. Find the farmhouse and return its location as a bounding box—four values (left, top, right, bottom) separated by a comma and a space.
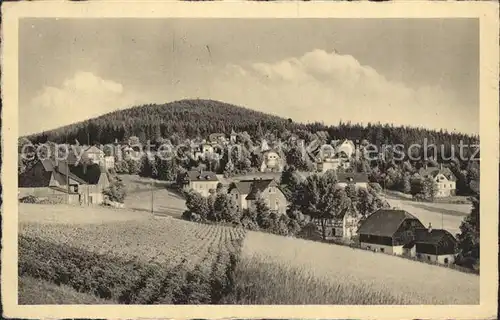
18, 159, 109, 205
358, 208, 425, 255
336, 172, 369, 189
229, 178, 287, 214
179, 170, 219, 197
418, 165, 457, 198
403, 224, 457, 265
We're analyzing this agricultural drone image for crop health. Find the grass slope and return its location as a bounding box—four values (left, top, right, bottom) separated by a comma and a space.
238, 231, 479, 305
19, 276, 116, 305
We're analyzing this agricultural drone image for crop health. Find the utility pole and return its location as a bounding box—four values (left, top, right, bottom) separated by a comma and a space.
151, 177, 154, 215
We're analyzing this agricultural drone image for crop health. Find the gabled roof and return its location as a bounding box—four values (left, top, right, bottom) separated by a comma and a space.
358, 209, 420, 237
69, 163, 105, 185
337, 172, 369, 184
413, 228, 457, 245
228, 180, 254, 195
186, 170, 218, 182
418, 166, 456, 181
245, 179, 277, 200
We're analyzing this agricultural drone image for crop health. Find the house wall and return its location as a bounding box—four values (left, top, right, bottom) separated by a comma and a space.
434, 174, 456, 198
360, 242, 401, 254
229, 189, 248, 210
337, 182, 368, 189
189, 181, 219, 197
416, 253, 455, 264
260, 186, 287, 214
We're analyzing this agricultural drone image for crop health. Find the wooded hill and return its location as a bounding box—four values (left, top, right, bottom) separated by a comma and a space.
26, 99, 478, 158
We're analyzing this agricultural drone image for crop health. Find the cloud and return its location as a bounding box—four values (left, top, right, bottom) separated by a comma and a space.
21, 72, 139, 135
208, 49, 471, 134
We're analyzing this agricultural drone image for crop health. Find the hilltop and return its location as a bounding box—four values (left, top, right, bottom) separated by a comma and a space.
25, 99, 478, 152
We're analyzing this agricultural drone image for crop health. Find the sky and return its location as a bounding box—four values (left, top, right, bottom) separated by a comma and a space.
19, 18, 479, 136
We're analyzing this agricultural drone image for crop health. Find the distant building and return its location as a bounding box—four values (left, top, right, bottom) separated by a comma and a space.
104, 156, 115, 170
418, 165, 457, 198
228, 178, 287, 214
336, 172, 369, 189
230, 129, 237, 144
208, 133, 226, 145
67, 145, 105, 166
194, 143, 215, 160
179, 170, 219, 197
332, 139, 356, 159
402, 224, 458, 265
358, 208, 425, 255
316, 158, 350, 173
260, 149, 284, 172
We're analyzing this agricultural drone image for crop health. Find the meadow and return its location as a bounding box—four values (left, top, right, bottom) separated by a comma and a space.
18, 202, 478, 305
385, 197, 470, 236
235, 231, 479, 304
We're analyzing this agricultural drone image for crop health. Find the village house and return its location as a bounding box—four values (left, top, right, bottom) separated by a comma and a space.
402, 223, 457, 264
228, 178, 287, 214
311, 206, 360, 240
336, 172, 369, 189
358, 208, 426, 255
316, 157, 350, 173
332, 139, 356, 159
179, 170, 219, 197
66, 145, 105, 166
418, 165, 457, 198
194, 143, 215, 160
260, 149, 284, 172
18, 159, 109, 205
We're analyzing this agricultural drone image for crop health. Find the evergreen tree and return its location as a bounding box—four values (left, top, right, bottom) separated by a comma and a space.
456, 194, 480, 268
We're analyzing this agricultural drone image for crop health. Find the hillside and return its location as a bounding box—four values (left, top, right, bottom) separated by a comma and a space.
26, 99, 300, 145
26, 99, 478, 155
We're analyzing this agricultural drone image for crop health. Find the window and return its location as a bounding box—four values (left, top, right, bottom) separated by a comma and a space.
444, 258, 449, 264
380, 248, 385, 253
235, 194, 238, 199
427, 256, 431, 261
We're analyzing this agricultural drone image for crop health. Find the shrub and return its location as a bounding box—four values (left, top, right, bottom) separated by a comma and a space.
103, 176, 127, 203
19, 195, 38, 203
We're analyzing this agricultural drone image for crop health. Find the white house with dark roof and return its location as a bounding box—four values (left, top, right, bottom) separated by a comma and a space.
418, 165, 457, 198
180, 170, 219, 197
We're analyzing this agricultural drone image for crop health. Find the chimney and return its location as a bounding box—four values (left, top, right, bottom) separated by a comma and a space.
428, 222, 433, 233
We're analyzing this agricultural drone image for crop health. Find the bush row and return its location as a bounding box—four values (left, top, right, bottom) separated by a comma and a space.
19, 235, 241, 304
